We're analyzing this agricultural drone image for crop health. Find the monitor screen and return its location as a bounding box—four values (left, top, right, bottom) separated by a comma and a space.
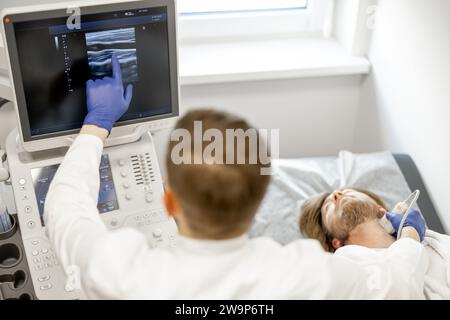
4, 1, 178, 141
31, 155, 119, 226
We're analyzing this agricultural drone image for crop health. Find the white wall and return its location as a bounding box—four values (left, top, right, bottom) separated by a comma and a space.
181, 76, 363, 158
354, 0, 450, 231
0, 75, 363, 179
153, 75, 363, 175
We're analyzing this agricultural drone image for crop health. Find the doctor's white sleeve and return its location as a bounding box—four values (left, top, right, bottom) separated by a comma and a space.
44, 134, 110, 274
328, 239, 429, 299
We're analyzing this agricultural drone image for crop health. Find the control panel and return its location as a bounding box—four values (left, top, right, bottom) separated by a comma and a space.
5, 130, 178, 299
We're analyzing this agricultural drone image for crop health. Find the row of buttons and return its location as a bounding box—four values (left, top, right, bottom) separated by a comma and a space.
33, 260, 58, 271
17, 178, 38, 229
20, 177, 31, 214
30, 246, 59, 272
118, 159, 154, 203
31, 248, 49, 256
133, 211, 165, 224
29, 240, 65, 293
107, 203, 161, 229
118, 159, 133, 201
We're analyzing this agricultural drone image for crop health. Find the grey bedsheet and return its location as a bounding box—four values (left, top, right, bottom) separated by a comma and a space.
249, 151, 414, 245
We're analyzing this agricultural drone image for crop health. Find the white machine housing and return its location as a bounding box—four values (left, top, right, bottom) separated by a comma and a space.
1, 0, 180, 299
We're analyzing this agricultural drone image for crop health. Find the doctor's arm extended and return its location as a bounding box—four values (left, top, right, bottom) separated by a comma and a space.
44, 55, 137, 295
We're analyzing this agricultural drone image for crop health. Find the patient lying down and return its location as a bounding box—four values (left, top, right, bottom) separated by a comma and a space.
300, 189, 450, 299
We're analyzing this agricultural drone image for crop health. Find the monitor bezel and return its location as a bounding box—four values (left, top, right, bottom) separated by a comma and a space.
2, 0, 179, 144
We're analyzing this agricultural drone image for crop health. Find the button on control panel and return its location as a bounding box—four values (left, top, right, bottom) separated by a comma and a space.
27, 220, 36, 229
152, 228, 162, 238
40, 284, 53, 291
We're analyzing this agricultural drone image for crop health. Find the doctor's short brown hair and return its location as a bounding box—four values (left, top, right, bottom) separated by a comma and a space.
299, 188, 387, 252
165, 109, 271, 239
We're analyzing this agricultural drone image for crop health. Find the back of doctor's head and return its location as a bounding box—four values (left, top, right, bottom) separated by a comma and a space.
165, 109, 271, 239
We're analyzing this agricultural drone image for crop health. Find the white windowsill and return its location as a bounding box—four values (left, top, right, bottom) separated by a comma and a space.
179, 37, 371, 86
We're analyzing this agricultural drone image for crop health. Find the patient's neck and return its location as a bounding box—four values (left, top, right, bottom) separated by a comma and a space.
346, 220, 395, 249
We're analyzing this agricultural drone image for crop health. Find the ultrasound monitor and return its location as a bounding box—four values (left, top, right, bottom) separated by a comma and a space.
2, 0, 178, 151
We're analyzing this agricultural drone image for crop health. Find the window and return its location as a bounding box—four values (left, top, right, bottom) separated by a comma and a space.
178, 0, 309, 15
177, 0, 334, 41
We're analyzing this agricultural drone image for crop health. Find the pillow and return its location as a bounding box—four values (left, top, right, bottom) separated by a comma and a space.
249, 151, 412, 244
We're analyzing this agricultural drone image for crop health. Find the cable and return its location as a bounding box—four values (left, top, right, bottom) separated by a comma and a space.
396, 190, 421, 240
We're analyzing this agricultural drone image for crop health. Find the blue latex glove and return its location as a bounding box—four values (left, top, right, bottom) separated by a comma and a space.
84, 54, 133, 133
386, 210, 426, 241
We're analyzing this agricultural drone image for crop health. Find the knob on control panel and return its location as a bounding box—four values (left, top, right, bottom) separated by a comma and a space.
152, 228, 162, 238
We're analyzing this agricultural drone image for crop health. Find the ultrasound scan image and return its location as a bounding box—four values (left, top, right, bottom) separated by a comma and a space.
85, 27, 139, 84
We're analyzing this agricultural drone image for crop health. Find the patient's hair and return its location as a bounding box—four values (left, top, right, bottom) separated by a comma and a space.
166, 109, 271, 239
299, 188, 386, 252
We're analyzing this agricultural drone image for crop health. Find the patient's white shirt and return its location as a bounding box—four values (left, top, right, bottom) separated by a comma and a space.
335, 242, 450, 299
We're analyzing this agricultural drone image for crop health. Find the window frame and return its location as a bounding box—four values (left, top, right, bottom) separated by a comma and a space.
177, 0, 335, 42
177, 0, 309, 15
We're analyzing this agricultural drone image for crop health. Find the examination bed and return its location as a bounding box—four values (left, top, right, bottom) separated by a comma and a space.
250, 151, 446, 244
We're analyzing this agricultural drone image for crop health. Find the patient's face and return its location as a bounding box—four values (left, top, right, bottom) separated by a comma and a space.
321, 189, 380, 239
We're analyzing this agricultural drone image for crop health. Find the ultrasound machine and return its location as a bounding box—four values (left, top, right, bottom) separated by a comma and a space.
0, 0, 179, 299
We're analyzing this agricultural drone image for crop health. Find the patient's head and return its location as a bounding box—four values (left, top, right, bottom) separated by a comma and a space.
299, 189, 387, 252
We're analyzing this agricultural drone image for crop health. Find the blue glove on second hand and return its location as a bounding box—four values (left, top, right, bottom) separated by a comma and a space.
386, 209, 426, 242
84, 54, 133, 133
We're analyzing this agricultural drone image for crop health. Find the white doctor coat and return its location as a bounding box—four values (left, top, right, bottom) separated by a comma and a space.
45, 134, 428, 299
335, 233, 450, 299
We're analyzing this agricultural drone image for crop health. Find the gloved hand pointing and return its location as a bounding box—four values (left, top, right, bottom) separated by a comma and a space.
386, 210, 426, 242
84, 54, 133, 133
